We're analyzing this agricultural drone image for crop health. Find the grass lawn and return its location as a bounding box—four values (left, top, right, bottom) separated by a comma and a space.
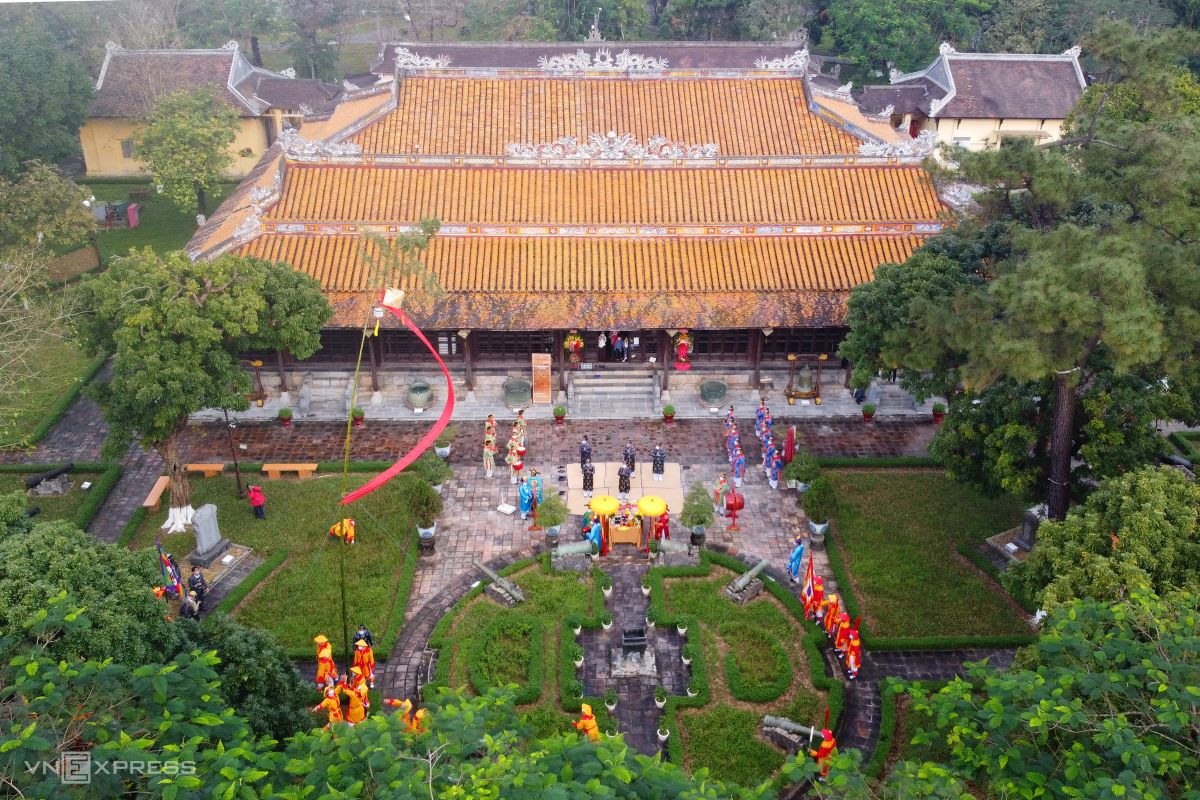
664, 570, 825, 785
0, 336, 97, 447
129, 473, 416, 656
827, 470, 1028, 639
0, 473, 91, 522
82, 181, 236, 260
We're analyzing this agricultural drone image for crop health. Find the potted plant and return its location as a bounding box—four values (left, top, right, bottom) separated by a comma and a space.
414, 451, 454, 494
657, 727, 670, 742
654, 686, 667, 709
434, 423, 459, 458
571, 644, 584, 669
681, 644, 693, 666
784, 451, 820, 491
567, 614, 582, 637
601, 611, 613, 630
687, 681, 698, 698
567, 679, 583, 699
862, 403, 877, 423
645, 610, 656, 630
677, 617, 689, 636
803, 476, 836, 545
604, 689, 617, 711
932, 401, 946, 425
601, 576, 613, 598
553, 405, 567, 424
277, 407, 293, 427
351, 406, 365, 428
662, 404, 676, 424
537, 493, 568, 541
401, 474, 444, 552
641, 579, 651, 597
681, 481, 714, 546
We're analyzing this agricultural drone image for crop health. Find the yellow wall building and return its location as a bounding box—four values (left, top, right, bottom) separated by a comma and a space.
82, 41, 341, 179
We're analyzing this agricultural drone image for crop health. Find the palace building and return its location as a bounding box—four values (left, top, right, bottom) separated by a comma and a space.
189, 42, 949, 416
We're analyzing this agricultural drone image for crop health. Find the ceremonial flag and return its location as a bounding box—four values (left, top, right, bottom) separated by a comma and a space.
802, 553, 815, 603
155, 540, 183, 598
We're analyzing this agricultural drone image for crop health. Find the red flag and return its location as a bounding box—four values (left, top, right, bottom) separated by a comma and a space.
802, 552, 815, 602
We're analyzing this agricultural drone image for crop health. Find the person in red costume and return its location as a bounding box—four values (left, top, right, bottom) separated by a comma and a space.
654, 508, 670, 540
313, 634, 338, 687
805, 577, 825, 620
311, 685, 343, 729
845, 631, 862, 680
573, 703, 601, 742
809, 728, 837, 779
833, 612, 852, 657
823, 594, 841, 638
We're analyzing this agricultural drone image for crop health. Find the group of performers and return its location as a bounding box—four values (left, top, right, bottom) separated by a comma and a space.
799, 556, 862, 680
578, 436, 667, 501
518, 470, 544, 521
721, 406, 748, 488
481, 412, 528, 482
754, 401, 785, 489
310, 628, 429, 732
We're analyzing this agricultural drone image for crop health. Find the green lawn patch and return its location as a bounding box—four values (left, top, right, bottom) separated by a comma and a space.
129, 472, 417, 656
826, 470, 1030, 640
82, 181, 236, 260
721, 622, 792, 703
0, 463, 122, 529
0, 338, 101, 448
680, 706, 785, 786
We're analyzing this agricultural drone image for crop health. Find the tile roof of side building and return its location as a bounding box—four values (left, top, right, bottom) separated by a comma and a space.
855, 46, 1086, 120
90, 41, 342, 118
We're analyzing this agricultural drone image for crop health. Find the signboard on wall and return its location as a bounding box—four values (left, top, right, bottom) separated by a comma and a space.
531, 353, 552, 404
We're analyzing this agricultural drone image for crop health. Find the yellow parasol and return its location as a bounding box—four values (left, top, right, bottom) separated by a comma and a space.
589, 495, 620, 516
637, 495, 667, 518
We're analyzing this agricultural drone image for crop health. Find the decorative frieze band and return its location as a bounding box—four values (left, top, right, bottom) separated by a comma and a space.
537, 47, 669, 72
258, 220, 943, 239
505, 132, 718, 161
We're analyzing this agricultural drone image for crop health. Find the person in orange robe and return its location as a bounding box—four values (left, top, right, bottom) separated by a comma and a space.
823, 594, 841, 638
573, 703, 601, 743
833, 612, 852, 657
312, 686, 344, 729
845, 631, 862, 680
385, 698, 414, 728
314, 634, 338, 687
408, 707, 430, 734
353, 638, 376, 687
805, 577, 825, 620
809, 728, 837, 779
328, 518, 356, 545
654, 509, 670, 541
345, 667, 370, 724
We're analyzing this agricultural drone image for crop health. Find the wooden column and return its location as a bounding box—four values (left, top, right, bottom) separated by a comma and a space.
275, 349, 290, 393
463, 331, 476, 392
659, 331, 671, 391
751, 329, 764, 389
368, 334, 382, 393
555, 330, 566, 392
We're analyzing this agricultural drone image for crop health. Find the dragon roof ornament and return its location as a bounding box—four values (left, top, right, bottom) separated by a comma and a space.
754, 49, 809, 72
506, 131, 717, 161
857, 129, 939, 159
277, 127, 362, 161
536, 48, 668, 72
393, 47, 452, 70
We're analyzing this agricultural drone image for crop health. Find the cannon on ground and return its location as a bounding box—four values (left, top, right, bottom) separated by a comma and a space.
473, 560, 525, 607
725, 558, 769, 604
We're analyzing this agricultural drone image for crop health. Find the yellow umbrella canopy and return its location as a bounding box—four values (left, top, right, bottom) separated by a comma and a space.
637, 495, 667, 518
589, 495, 620, 516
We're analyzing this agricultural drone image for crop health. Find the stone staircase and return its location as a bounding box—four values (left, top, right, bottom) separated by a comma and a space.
570, 370, 659, 417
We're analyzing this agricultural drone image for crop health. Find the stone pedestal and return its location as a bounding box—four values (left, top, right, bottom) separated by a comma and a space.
724, 577, 764, 604
486, 583, 519, 607
186, 504, 231, 568
552, 553, 591, 573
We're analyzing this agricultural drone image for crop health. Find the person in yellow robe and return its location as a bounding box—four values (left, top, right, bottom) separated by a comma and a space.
573, 703, 600, 743
353, 638, 376, 687
345, 666, 370, 724
328, 518, 356, 545
314, 634, 338, 687
311, 686, 343, 729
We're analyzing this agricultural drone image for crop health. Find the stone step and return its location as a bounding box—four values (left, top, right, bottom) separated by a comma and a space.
573, 385, 657, 396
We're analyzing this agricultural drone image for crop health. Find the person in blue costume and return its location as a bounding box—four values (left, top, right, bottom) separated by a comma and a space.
732, 447, 746, 487
754, 400, 766, 439
518, 477, 534, 521
788, 538, 806, 583
769, 451, 783, 489
587, 518, 603, 551
529, 470, 544, 503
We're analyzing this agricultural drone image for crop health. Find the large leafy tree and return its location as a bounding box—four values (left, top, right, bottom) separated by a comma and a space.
1006, 466, 1200, 609
0, 161, 94, 256
823, 0, 994, 74
136, 89, 239, 217
280, 0, 348, 81
178, 0, 279, 65
75, 250, 330, 532
0, 26, 93, 178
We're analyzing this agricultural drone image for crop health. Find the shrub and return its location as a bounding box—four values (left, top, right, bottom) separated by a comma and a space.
721, 623, 792, 702
663, 404, 676, 416
680, 481, 714, 529
783, 451, 819, 484
932, 402, 946, 414
802, 476, 836, 524
277, 407, 292, 419
434, 423, 460, 448
537, 493, 569, 528
553, 405, 566, 417
351, 406, 364, 419
862, 403, 877, 415
411, 450, 453, 485
467, 616, 543, 705
397, 472, 442, 527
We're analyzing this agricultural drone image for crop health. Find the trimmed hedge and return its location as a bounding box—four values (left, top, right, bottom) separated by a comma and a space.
815, 455, 941, 469
214, 550, 288, 615
865, 680, 901, 779
823, 526, 1035, 650
722, 622, 792, 703
1168, 431, 1200, 461
14, 352, 108, 449
0, 461, 121, 530
468, 616, 544, 706
116, 507, 146, 548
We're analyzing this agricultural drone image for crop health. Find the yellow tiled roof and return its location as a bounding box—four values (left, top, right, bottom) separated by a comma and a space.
350, 77, 861, 156
240, 233, 924, 294
269, 165, 945, 226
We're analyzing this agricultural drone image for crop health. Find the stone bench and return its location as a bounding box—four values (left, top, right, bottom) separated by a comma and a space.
262, 462, 318, 480
143, 476, 171, 513
186, 463, 225, 478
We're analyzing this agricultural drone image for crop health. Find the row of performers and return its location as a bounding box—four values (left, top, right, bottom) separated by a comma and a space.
311, 632, 430, 732
721, 403, 788, 490
481, 411, 528, 481
795, 553, 862, 680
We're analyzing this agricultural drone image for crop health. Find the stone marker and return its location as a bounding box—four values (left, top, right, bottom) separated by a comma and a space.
187, 504, 231, 568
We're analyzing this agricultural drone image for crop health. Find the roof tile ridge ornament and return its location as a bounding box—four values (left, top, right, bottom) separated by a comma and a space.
753, 49, 809, 72
928, 92, 952, 116
857, 129, 939, 158
505, 131, 717, 160
1062, 45, 1082, 58
393, 47, 453, 70
939, 42, 957, 56
536, 48, 669, 72
223, 40, 239, 50
278, 67, 297, 79
276, 127, 363, 161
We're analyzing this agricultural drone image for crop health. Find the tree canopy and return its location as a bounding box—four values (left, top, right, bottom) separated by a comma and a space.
136, 89, 239, 217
